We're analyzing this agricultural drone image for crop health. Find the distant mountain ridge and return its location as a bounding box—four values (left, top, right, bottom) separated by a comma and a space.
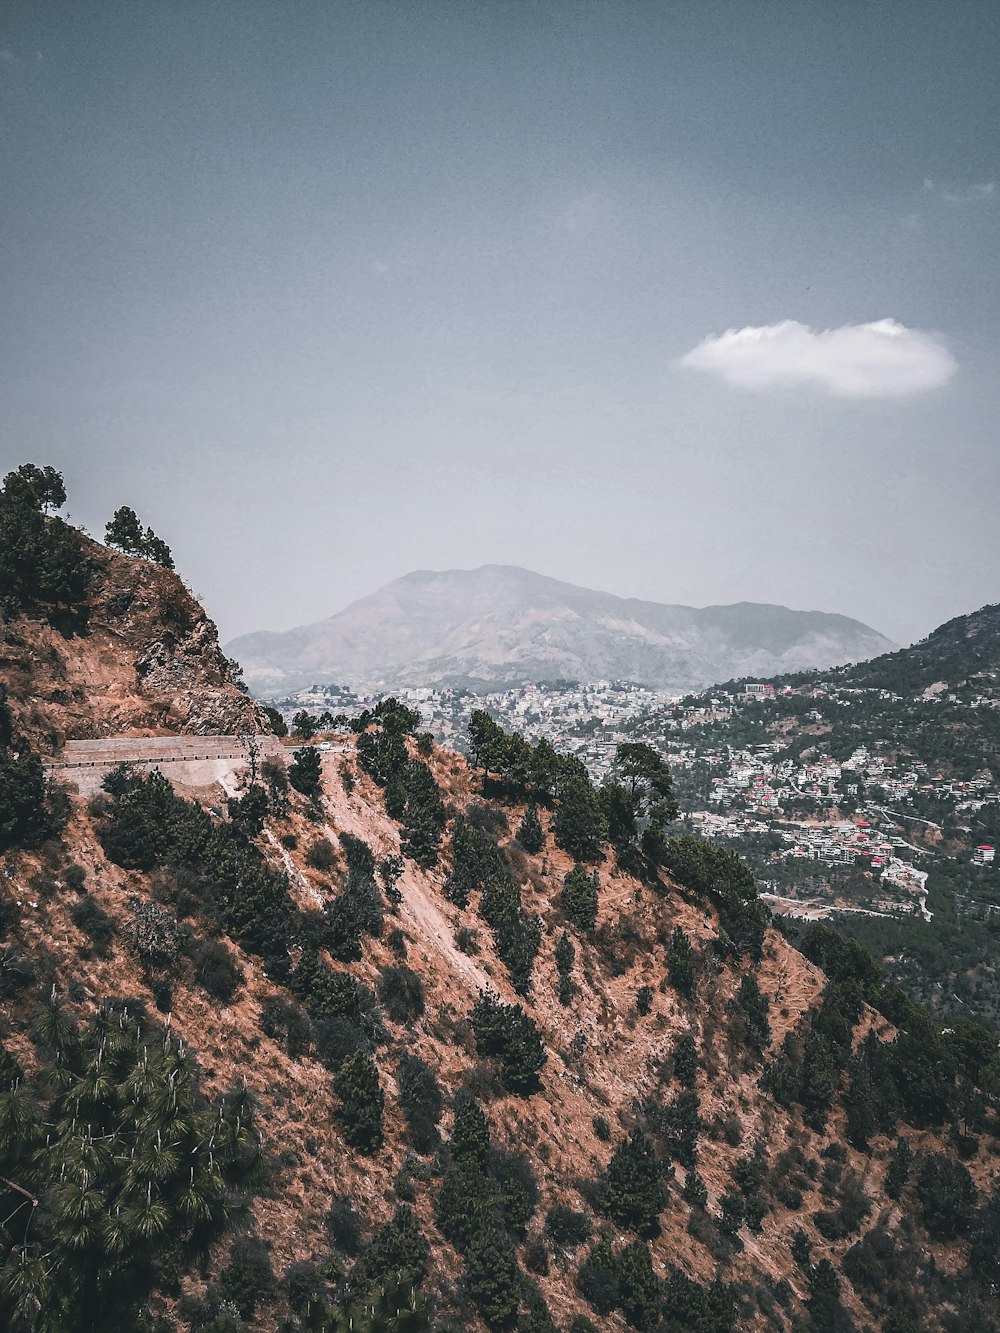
227, 564, 895, 695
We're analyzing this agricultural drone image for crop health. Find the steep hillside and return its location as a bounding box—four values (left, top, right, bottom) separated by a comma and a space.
2, 474, 997, 1333
1, 528, 269, 755
840, 602, 1000, 695
226, 565, 894, 695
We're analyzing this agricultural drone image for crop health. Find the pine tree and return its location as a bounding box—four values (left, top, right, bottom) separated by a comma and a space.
516, 805, 545, 854
555, 931, 575, 1005
470, 993, 546, 1095
553, 776, 607, 863
289, 746, 323, 800
601, 1130, 667, 1239
618, 1240, 662, 1331
666, 926, 696, 999
333, 1051, 384, 1153
562, 865, 599, 933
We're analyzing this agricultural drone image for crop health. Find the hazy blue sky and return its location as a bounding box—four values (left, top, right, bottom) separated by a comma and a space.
1, 1, 998, 646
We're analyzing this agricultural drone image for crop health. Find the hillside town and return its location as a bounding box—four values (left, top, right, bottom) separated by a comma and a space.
273, 675, 998, 925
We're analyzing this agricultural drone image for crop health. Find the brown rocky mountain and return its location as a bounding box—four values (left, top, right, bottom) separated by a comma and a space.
226, 565, 895, 696
0, 529, 268, 754
1, 497, 997, 1333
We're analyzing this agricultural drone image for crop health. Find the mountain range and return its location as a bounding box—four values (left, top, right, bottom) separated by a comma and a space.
226, 564, 895, 696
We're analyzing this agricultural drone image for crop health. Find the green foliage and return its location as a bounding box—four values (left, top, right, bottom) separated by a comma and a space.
0, 708, 63, 852
262, 704, 287, 736
732, 974, 771, 1052
378, 965, 425, 1022
618, 1241, 661, 1330
885, 1138, 912, 1199
806, 1258, 843, 1333
916, 1152, 977, 1239
666, 926, 697, 999
194, 939, 243, 1002
479, 871, 541, 996
104, 506, 173, 568
289, 747, 324, 801
662, 1268, 735, 1332
659, 836, 768, 961
553, 775, 607, 863
351, 1206, 429, 1296
682, 1168, 708, 1208
219, 1233, 275, 1317
555, 931, 575, 1006
333, 1051, 384, 1154
0, 1000, 261, 1332
0, 463, 90, 617
470, 993, 546, 1095
291, 710, 319, 740
673, 1033, 698, 1088
562, 864, 599, 932
70, 895, 115, 952
397, 1054, 443, 1154
648, 1089, 699, 1168
577, 1237, 620, 1316
544, 1206, 591, 1250
98, 767, 293, 975
516, 805, 545, 854
387, 761, 446, 869
599, 1129, 667, 1238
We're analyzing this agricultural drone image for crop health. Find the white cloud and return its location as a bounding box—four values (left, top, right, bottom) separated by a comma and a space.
923, 178, 995, 206
677, 318, 956, 398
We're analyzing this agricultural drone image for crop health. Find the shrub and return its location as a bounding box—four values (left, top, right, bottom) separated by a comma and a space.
555, 931, 575, 1006
553, 776, 607, 863
219, 1234, 275, 1318
378, 965, 426, 1023
562, 865, 599, 933
593, 1115, 611, 1142
636, 985, 653, 1017
333, 1051, 384, 1153
577, 1237, 619, 1317
650, 1089, 700, 1168
398, 1053, 443, 1155
306, 838, 336, 870
195, 939, 244, 1002
885, 1138, 913, 1199
516, 805, 545, 854
63, 863, 87, 893
545, 1206, 591, 1250
470, 992, 546, 1095
682, 1169, 708, 1208
70, 895, 114, 952
600, 1130, 668, 1239
326, 1195, 363, 1255
456, 926, 479, 954
618, 1240, 661, 1330
127, 899, 183, 968
666, 926, 696, 999
259, 996, 311, 1058
352, 1205, 429, 1294
673, 1033, 698, 1088
288, 747, 323, 801
916, 1152, 977, 1239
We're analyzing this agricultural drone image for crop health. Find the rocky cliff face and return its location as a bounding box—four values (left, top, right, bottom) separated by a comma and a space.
0, 532, 269, 753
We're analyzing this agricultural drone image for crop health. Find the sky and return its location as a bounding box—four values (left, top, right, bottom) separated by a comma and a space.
1, 1, 998, 648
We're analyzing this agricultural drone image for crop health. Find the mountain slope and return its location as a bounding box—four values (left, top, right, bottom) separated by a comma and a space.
1, 529, 270, 754
3, 473, 997, 1333
227, 565, 894, 695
